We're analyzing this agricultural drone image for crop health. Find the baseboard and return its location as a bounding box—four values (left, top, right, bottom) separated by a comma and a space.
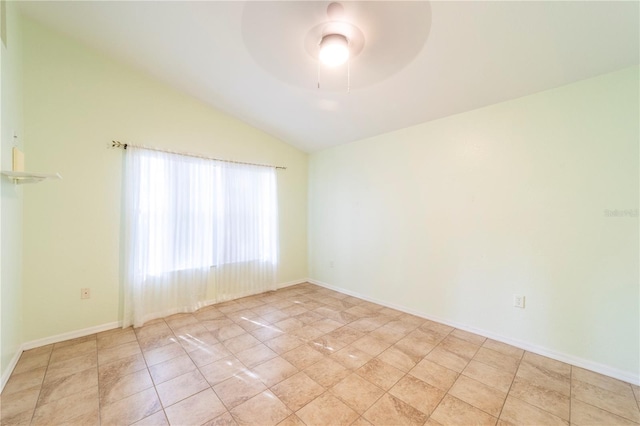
277, 278, 309, 289
1, 344, 24, 393
308, 279, 640, 386
22, 321, 122, 351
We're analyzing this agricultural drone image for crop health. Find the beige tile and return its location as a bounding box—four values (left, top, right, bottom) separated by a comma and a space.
362, 393, 428, 426
200, 356, 247, 386
235, 343, 278, 367
482, 340, 524, 360
296, 392, 359, 426
49, 340, 97, 364
0, 385, 40, 422
522, 352, 570, 377
203, 411, 238, 426
98, 353, 147, 384
351, 335, 393, 357
330, 373, 385, 414
20, 344, 53, 358
329, 326, 365, 347
271, 372, 325, 411
134, 320, 171, 340
439, 335, 481, 360
409, 358, 458, 391
223, 333, 261, 354
572, 366, 635, 398
148, 353, 197, 385
261, 309, 290, 324
131, 410, 170, 426
425, 346, 471, 373
499, 396, 568, 426
157, 369, 210, 407
142, 341, 186, 366
281, 344, 325, 370
96, 327, 137, 350
473, 347, 520, 374
195, 306, 225, 321
516, 358, 570, 396
165, 388, 227, 425
265, 334, 305, 354
356, 358, 404, 390
294, 310, 323, 325
451, 329, 487, 345
98, 340, 142, 365
571, 378, 640, 423
430, 395, 497, 426
389, 375, 445, 416
38, 367, 98, 406
189, 342, 234, 367
137, 329, 177, 352
312, 318, 344, 333
632, 384, 640, 403
331, 345, 374, 370
165, 313, 199, 330
276, 414, 305, 426
348, 317, 386, 333
100, 387, 161, 425
448, 375, 507, 417
571, 398, 638, 426
52, 334, 96, 349
351, 416, 374, 426
304, 357, 350, 388
230, 390, 291, 426
99, 368, 154, 405
2, 408, 34, 425
308, 334, 348, 356
462, 360, 514, 393
45, 352, 98, 382
213, 371, 267, 409
31, 386, 99, 425
174, 328, 220, 352
249, 325, 285, 342
274, 317, 306, 332
13, 352, 50, 375
509, 376, 570, 420
377, 344, 422, 373
253, 356, 298, 387
289, 325, 325, 341
212, 324, 250, 342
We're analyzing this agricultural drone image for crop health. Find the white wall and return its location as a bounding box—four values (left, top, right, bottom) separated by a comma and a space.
309, 67, 639, 382
21, 18, 308, 342
0, 0, 24, 385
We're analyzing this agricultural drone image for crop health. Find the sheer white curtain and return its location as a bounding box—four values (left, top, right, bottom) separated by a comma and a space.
122, 146, 278, 327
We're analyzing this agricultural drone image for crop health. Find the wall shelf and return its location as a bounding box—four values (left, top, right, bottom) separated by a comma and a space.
1, 171, 63, 184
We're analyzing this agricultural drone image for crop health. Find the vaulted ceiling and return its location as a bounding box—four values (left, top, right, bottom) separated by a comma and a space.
19, 1, 639, 152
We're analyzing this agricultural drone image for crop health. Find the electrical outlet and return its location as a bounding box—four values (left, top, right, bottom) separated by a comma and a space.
513, 295, 525, 308
81, 288, 91, 299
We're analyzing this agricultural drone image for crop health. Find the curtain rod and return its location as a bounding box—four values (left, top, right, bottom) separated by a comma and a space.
111, 141, 287, 170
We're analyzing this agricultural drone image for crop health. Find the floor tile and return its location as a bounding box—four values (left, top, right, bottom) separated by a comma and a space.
377, 344, 422, 372
305, 357, 351, 388
213, 371, 268, 409
331, 345, 374, 370
131, 410, 170, 426
265, 334, 305, 354
32, 386, 100, 425
229, 390, 291, 426
572, 366, 635, 398
430, 394, 497, 426
271, 372, 325, 411
98, 340, 142, 365
235, 343, 278, 367
45, 352, 98, 382
276, 414, 306, 426
482, 340, 524, 360
142, 341, 186, 366
97, 327, 137, 350
409, 358, 458, 391
200, 356, 247, 386
448, 374, 507, 417
425, 346, 471, 373
148, 353, 197, 385
509, 376, 570, 420
571, 397, 638, 425
362, 393, 428, 426
156, 369, 210, 407
389, 374, 445, 415
99, 368, 154, 405
296, 392, 359, 426
499, 396, 568, 425
49, 340, 97, 364
473, 347, 520, 374
281, 344, 325, 370
0, 385, 40, 422
515, 357, 570, 396
164, 388, 227, 426
356, 358, 404, 390
100, 387, 161, 425
252, 356, 298, 387
38, 366, 98, 406
462, 359, 514, 393
571, 378, 640, 423
450, 329, 487, 346
330, 373, 385, 414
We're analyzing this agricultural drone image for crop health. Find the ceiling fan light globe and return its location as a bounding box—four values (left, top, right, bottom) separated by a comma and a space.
319, 34, 349, 67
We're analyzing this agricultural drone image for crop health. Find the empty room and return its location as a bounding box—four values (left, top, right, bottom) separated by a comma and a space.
1, 1, 638, 425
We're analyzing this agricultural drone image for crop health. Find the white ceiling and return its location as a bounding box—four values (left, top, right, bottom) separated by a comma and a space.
19, 1, 639, 153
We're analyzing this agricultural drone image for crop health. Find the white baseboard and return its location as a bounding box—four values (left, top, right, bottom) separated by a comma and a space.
1, 345, 24, 393
277, 278, 309, 289
22, 321, 122, 351
308, 279, 640, 386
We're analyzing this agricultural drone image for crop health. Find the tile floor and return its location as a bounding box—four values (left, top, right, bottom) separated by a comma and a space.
1, 283, 639, 425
